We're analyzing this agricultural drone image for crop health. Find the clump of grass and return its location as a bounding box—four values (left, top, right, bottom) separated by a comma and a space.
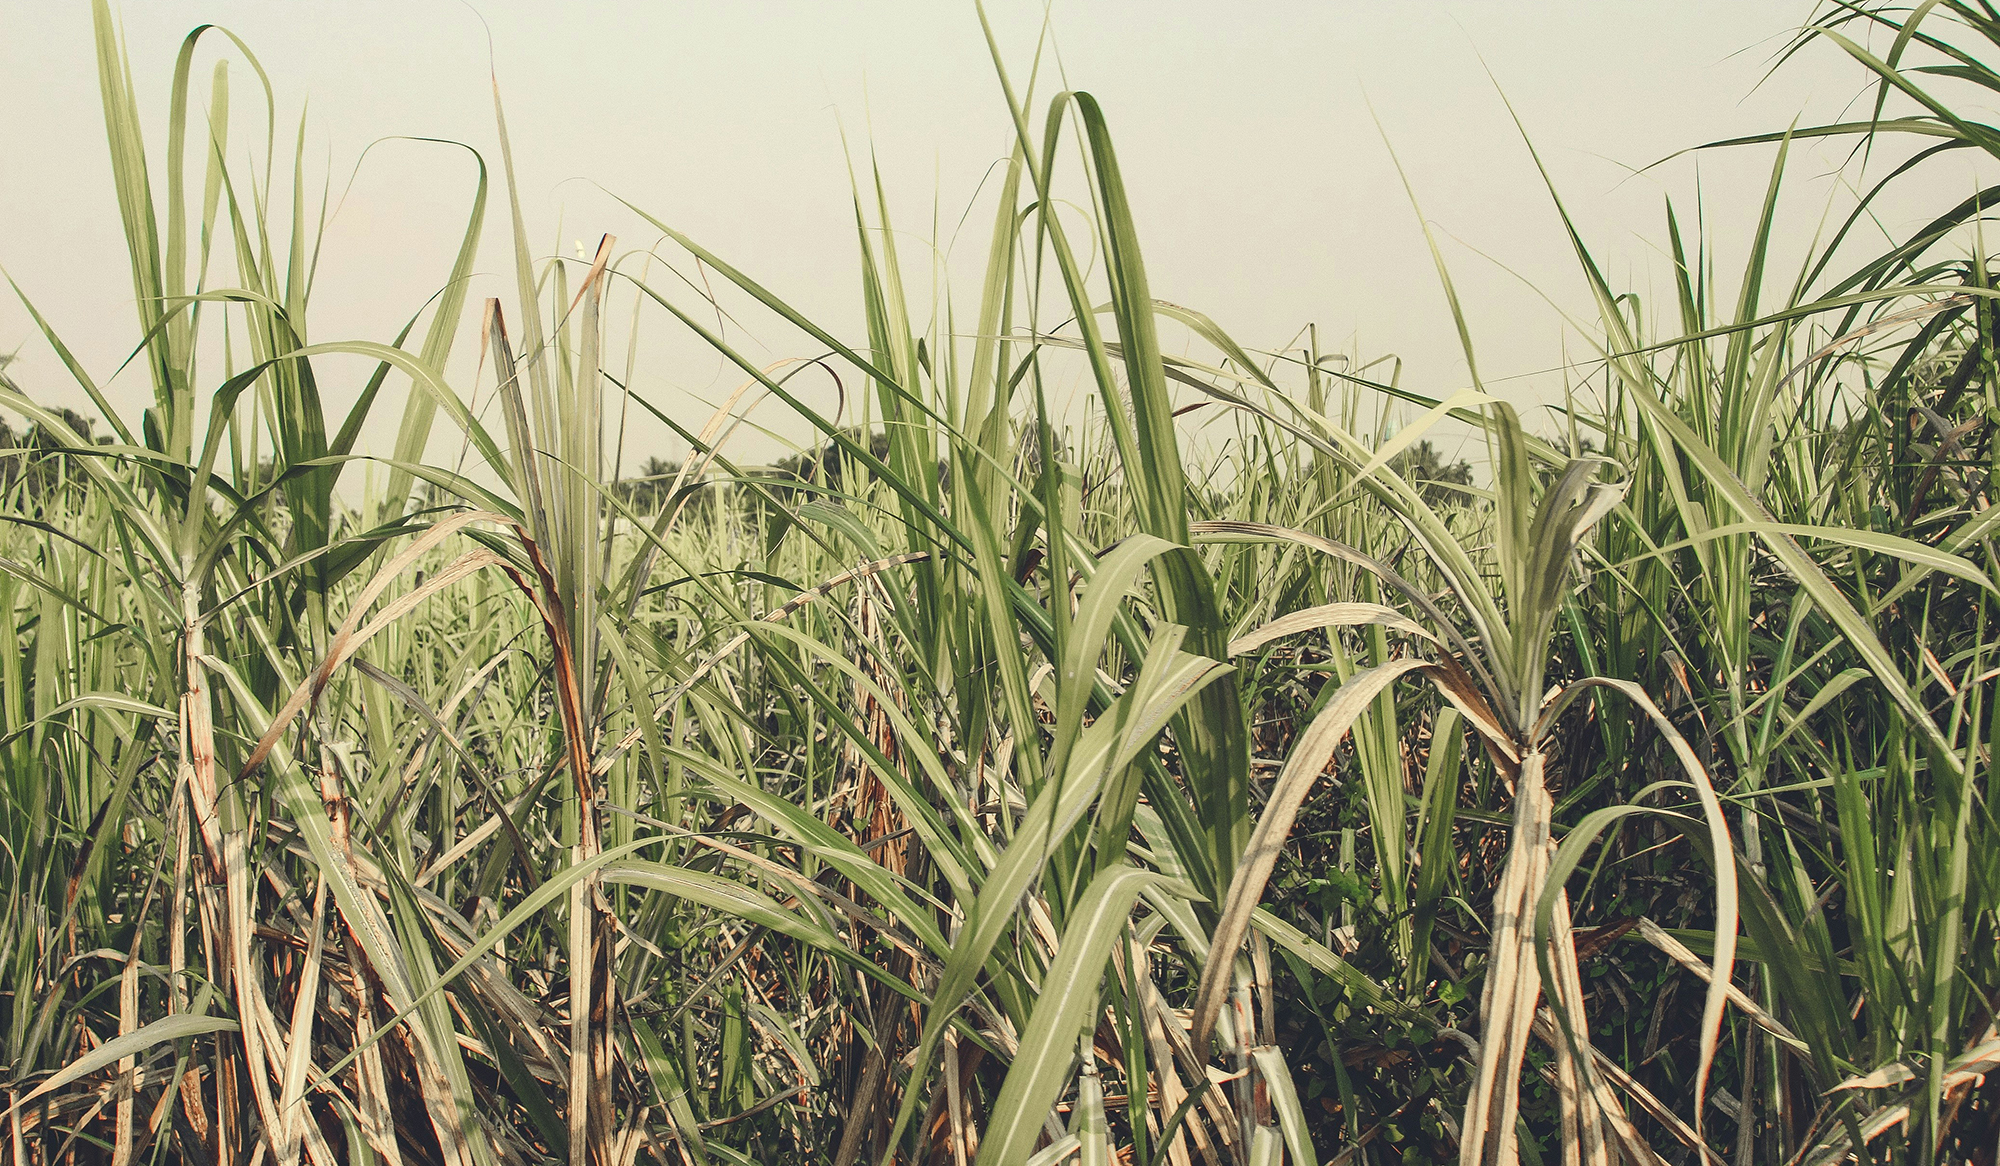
3, 2, 2000, 1164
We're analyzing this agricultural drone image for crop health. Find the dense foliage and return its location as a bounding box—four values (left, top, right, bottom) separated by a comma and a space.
4, 3, 2000, 1165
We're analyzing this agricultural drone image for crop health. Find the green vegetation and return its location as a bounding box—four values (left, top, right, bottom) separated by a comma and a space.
4, 2, 2000, 1163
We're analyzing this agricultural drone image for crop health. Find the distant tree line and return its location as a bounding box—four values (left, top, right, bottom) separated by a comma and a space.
609, 430, 1474, 514
1388, 438, 1473, 504
0, 360, 110, 503
612, 427, 936, 514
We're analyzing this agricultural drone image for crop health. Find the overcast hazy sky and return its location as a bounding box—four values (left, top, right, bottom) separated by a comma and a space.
0, 2, 1979, 470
